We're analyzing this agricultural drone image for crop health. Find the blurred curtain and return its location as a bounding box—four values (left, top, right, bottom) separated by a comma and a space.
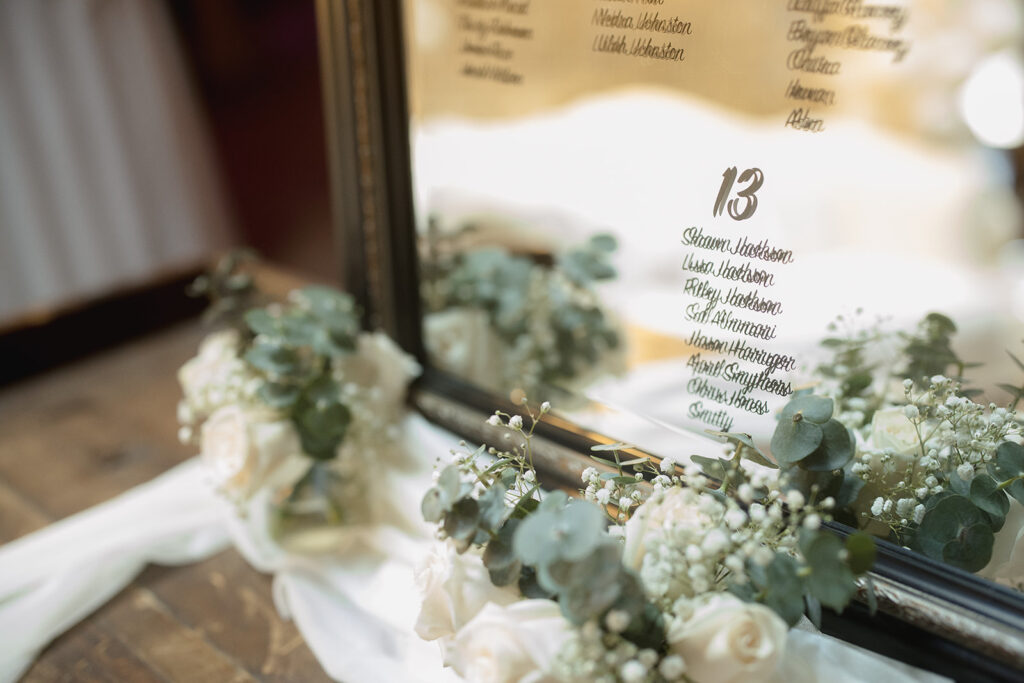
0, 0, 233, 322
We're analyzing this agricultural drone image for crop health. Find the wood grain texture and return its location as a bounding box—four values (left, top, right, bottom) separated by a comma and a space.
0, 302, 332, 682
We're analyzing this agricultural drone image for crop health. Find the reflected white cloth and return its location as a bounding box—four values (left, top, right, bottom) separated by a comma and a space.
0, 414, 948, 683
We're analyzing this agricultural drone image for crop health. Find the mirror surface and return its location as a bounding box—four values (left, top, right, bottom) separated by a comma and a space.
403, 0, 1024, 594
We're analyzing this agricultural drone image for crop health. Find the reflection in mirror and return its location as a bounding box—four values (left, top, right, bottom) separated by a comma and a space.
403, 1, 1024, 593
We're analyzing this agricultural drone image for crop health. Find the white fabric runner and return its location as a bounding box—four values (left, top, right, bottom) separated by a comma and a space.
0, 414, 947, 682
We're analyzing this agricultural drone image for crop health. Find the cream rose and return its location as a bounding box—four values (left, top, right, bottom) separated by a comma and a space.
622, 487, 704, 571
200, 405, 306, 501
861, 407, 925, 488
979, 500, 1024, 586
868, 407, 920, 456
413, 541, 520, 642
446, 600, 570, 683
424, 308, 505, 392
178, 327, 256, 421
667, 593, 787, 683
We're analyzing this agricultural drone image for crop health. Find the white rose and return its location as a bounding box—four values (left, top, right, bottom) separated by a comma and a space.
868, 407, 920, 456
178, 330, 258, 423
861, 407, 924, 489
623, 487, 704, 571
424, 308, 505, 391
447, 600, 570, 683
979, 500, 1024, 585
200, 405, 306, 501
667, 593, 787, 683
413, 541, 520, 642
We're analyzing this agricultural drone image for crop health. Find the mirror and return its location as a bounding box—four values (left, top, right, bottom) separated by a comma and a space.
316, 0, 1024, 675
399, 0, 1024, 643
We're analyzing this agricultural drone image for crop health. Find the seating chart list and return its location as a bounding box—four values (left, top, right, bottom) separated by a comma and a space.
680, 168, 796, 433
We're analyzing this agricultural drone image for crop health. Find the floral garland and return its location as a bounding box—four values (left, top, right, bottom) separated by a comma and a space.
415, 402, 875, 682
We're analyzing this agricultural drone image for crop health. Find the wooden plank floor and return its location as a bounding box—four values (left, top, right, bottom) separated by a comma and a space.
0, 319, 332, 682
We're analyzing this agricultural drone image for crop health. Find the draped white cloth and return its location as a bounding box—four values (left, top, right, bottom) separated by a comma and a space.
0, 414, 948, 683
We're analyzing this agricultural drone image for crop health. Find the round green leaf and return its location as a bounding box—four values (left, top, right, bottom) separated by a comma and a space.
443, 497, 480, 542
845, 533, 877, 575
969, 474, 1010, 521
487, 559, 523, 587
483, 528, 517, 572
941, 524, 994, 573
771, 419, 824, 464
800, 420, 854, 472
993, 441, 1024, 480
779, 395, 834, 424
421, 488, 446, 523
802, 534, 856, 611
916, 495, 994, 571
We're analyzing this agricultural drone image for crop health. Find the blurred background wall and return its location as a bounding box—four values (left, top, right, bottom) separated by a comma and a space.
0, 0, 332, 324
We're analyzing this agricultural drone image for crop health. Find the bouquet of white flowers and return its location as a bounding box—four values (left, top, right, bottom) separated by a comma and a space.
178, 262, 419, 546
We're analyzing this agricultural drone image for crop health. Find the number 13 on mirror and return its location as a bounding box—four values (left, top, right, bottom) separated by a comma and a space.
712, 166, 763, 221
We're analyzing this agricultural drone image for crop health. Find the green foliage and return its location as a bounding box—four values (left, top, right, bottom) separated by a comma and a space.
187, 249, 262, 330
557, 233, 618, 286
743, 553, 806, 626
915, 494, 995, 572
771, 395, 835, 463
768, 394, 853, 502
421, 228, 621, 396
845, 533, 877, 575
993, 441, 1024, 506
900, 312, 974, 388
235, 286, 361, 462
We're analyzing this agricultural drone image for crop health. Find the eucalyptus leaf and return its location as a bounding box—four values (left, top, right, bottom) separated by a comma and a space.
437, 465, 468, 501
801, 533, 856, 611
916, 494, 994, 571
747, 554, 806, 626
941, 524, 995, 573
478, 483, 509, 532
835, 467, 865, 509
258, 382, 301, 410
770, 419, 824, 464
421, 488, 446, 523
444, 497, 481, 542
779, 395, 834, 424
799, 419, 853, 472
994, 441, 1024, 480
692, 455, 727, 480
487, 559, 523, 587
245, 309, 280, 337
244, 343, 300, 377
518, 566, 555, 600
293, 399, 350, 460
513, 499, 605, 567
969, 474, 1009, 521
483, 519, 520, 571
844, 532, 877, 575
590, 233, 618, 252
708, 430, 778, 469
